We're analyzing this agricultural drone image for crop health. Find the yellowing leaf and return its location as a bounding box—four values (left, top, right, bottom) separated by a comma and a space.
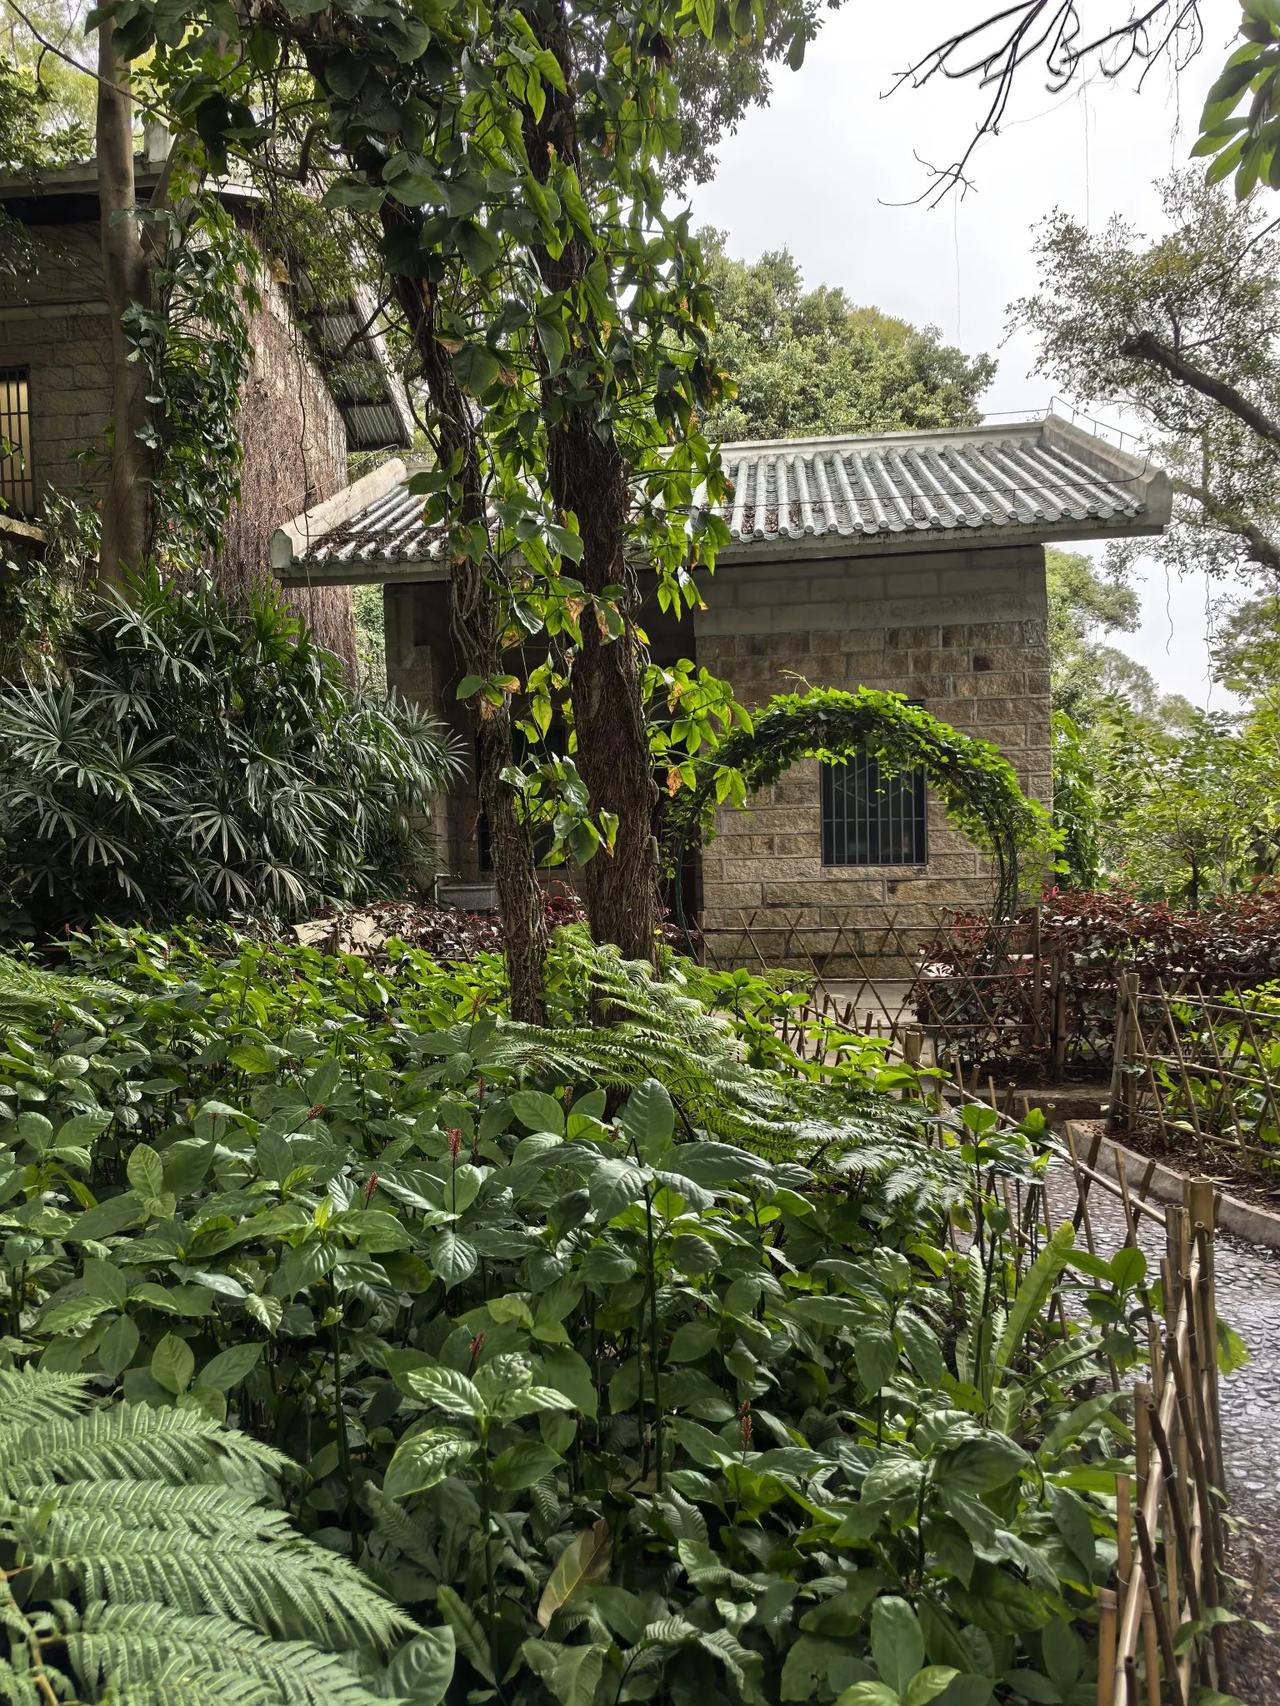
536, 1518, 612, 1630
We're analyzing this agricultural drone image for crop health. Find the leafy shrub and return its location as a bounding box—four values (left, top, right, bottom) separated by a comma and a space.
0, 572, 461, 936
0, 925, 1164, 1705
917, 889, 1280, 1072
0, 1366, 418, 1704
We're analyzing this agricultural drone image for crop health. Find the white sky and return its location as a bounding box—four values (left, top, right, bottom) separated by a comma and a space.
690, 0, 1242, 708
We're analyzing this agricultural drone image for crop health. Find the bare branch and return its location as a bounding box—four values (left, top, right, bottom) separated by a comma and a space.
888, 1, 1206, 203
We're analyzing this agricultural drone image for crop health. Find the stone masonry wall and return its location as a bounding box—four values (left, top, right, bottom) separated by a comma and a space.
692, 544, 1051, 973
386, 579, 476, 879
0, 221, 354, 667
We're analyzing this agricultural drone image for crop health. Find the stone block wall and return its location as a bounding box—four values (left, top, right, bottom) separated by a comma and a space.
386, 579, 477, 877
0, 225, 111, 503
0, 220, 355, 666
692, 545, 1051, 973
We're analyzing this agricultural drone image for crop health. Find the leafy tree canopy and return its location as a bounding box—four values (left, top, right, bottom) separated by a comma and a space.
1011, 172, 1280, 586
1045, 547, 1172, 724
698, 229, 995, 441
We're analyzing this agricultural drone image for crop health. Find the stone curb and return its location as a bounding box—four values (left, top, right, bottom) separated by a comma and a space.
1063, 1120, 1280, 1251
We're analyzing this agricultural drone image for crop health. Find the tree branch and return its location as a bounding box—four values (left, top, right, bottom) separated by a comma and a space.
1120, 328, 1280, 454
1172, 478, 1280, 576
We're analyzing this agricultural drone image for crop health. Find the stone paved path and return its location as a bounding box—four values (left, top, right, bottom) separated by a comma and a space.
1052, 1165, 1280, 1702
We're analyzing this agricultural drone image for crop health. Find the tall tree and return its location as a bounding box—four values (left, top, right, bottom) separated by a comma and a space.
699, 231, 995, 441
1045, 547, 1163, 723
95, 20, 151, 586
1010, 173, 1280, 590
118, 0, 772, 997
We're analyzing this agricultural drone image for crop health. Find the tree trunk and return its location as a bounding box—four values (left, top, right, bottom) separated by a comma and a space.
524, 7, 662, 962
96, 22, 151, 586
375, 209, 548, 1021
551, 420, 660, 962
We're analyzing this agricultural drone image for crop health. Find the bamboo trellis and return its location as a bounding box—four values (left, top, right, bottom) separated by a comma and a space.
946, 1096, 1230, 1705
1110, 976, 1280, 1174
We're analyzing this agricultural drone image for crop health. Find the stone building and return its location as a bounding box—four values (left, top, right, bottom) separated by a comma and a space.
0, 133, 413, 665
272, 414, 1169, 965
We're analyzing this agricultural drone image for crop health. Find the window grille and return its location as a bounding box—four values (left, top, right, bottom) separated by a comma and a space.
0, 368, 34, 517
821, 752, 928, 866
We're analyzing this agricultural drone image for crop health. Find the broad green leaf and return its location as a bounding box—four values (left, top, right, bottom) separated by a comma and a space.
905, 1669, 961, 1706
870, 1596, 924, 1697
535, 1345, 598, 1418
199, 1342, 263, 1391
855, 1327, 898, 1394
385, 1430, 477, 1499
493, 1440, 560, 1489
429, 1230, 478, 1289
125, 1144, 164, 1199
82, 1256, 128, 1307
666, 1320, 718, 1363
97, 1313, 139, 1378
151, 1331, 195, 1396
619, 1078, 674, 1162
385, 1627, 455, 1705
403, 1365, 485, 1417
510, 1090, 565, 1134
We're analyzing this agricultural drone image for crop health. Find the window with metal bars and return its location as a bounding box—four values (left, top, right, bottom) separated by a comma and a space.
821, 752, 928, 866
0, 369, 34, 517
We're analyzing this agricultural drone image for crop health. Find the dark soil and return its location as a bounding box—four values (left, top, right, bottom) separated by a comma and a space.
1097, 1113, 1280, 1215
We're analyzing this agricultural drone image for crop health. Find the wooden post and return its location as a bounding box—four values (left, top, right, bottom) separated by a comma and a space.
1109, 971, 1132, 1126
1097, 1587, 1118, 1706
1052, 948, 1068, 1079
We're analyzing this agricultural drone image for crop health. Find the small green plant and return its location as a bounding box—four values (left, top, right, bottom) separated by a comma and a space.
0, 922, 1176, 1704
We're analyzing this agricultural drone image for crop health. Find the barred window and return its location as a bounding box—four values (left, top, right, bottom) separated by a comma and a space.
821, 753, 928, 866
0, 368, 34, 517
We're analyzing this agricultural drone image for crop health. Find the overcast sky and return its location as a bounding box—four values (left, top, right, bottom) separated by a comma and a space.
691, 0, 1241, 708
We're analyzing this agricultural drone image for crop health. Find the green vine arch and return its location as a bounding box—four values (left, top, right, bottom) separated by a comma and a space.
668, 687, 1053, 950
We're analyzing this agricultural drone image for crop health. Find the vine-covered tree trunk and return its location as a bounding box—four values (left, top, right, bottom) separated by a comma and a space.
551, 424, 660, 963
96, 22, 151, 586
377, 214, 548, 1021
525, 2, 662, 963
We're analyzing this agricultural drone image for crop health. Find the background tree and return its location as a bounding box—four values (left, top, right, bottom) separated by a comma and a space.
699, 230, 995, 441
1044, 547, 1172, 723
1011, 174, 1280, 594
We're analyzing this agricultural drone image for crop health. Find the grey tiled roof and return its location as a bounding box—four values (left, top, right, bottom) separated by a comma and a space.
275, 417, 1170, 582
717, 424, 1150, 545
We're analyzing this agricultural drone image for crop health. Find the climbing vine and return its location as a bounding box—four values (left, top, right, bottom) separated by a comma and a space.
667, 686, 1054, 937
124, 194, 259, 567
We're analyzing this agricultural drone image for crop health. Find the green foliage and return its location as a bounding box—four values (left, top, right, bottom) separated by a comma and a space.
125, 194, 260, 567
0, 1367, 414, 1704
0, 921, 1162, 1704
0, 572, 461, 934
666, 687, 1053, 918
1050, 713, 1102, 891
699, 230, 996, 443
1194, 0, 1280, 199
1012, 174, 1280, 588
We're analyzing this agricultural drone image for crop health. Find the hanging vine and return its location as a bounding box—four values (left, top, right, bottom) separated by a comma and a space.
666, 686, 1054, 946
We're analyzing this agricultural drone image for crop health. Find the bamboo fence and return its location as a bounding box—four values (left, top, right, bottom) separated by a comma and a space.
965, 1101, 1232, 1705
1110, 975, 1280, 1174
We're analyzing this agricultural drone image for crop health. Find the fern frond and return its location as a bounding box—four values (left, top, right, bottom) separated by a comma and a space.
0, 1366, 91, 1430
69, 1605, 388, 1705
0, 1370, 416, 1704
0, 1397, 288, 1493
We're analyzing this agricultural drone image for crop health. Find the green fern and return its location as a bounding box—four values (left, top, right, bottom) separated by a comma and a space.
0, 1368, 414, 1705
0, 951, 131, 1034
499, 934, 969, 1211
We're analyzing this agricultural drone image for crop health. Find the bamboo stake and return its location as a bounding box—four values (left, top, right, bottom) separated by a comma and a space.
1137, 1508, 1185, 1706
1097, 1588, 1118, 1706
